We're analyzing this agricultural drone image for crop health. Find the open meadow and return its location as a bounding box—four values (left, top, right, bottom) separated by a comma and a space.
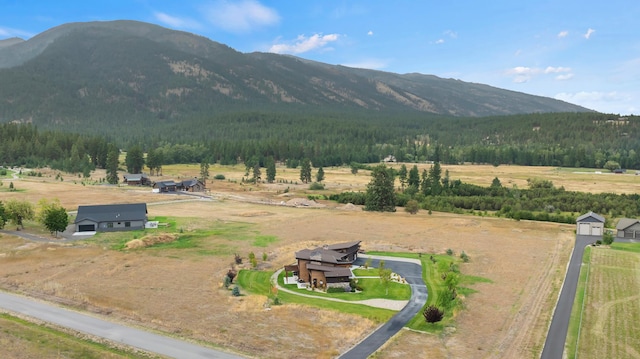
1, 163, 635, 358
567, 243, 640, 359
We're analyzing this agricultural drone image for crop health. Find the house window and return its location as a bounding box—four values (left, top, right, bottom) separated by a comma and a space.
107, 223, 114, 228
125, 222, 131, 228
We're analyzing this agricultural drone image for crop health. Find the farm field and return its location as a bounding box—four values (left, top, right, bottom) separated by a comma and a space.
569, 244, 640, 358
0, 163, 628, 358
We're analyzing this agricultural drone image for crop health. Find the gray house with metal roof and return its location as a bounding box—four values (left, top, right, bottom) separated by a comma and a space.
576, 211, 605, 236
616, 218, 640, 239
74, 203, 147, 232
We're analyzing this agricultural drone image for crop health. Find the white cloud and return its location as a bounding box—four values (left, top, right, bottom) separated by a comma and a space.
154, 12, 201, 29
444, 30, 457, 39
506, 66, 572, 82
340, 59, 388, 70
557, 30, 568, 38
202, 0, 279, 33
435, 39, 445, 44
269, 33, 340, 54
584, 28, 596, 39
555, 73, 574, 81
367, 30, 373, 36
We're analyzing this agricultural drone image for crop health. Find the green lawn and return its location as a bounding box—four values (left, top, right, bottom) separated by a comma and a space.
237, 250, 488, 331
236, 270, 396, 323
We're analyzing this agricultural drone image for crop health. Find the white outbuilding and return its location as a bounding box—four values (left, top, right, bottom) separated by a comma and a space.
576, 211, 605, 236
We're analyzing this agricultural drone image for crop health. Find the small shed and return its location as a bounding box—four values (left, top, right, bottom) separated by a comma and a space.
576, 211, 605, 236
616, 218, 640, 239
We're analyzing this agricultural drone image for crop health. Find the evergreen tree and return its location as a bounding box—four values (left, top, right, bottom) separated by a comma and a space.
300, 158, 312, 183
316, 166, 325, 183
200, 160, 210, 182
125, 145, 145, 174
265, 157, 276, 183
365, 164, 396, 212
146, 147, 160, 176
252, 162, 261, 182
408, 165, 420, 188
106, 144, 119, 184
398, 164, 408, 189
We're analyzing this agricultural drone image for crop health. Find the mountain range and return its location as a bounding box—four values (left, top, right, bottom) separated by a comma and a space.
0, 20, 591, 132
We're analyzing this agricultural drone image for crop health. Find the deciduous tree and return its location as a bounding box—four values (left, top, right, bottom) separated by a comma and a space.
5, 199, 35, 230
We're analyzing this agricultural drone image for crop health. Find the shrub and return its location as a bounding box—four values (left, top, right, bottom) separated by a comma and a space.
602, 232, 614, 245
423, 305, 444, 324
214, 174, 225, 180
446, 248, 454, 256
232, 286, 241, 296
309, 182, 325, 190
460, 251, 470, 262
404, 199, 419, 214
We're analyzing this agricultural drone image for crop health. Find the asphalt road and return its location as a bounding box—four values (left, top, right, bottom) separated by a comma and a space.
540, 235, 594, 359
0, 291, 244, 359
339, 255, 427, 359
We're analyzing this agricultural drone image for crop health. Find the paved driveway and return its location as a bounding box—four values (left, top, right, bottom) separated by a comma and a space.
540, 235, 595, 359
339, 255, 427, 359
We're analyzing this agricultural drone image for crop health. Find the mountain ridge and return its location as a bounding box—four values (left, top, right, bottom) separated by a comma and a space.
0, 20, 592, 131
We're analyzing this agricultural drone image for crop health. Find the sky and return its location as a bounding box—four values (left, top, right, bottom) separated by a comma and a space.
1, 0, 639, 115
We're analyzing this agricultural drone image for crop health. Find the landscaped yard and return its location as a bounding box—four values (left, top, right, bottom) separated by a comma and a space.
567, 242, 640, 358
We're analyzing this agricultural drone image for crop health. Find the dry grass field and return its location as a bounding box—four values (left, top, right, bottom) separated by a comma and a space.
0, 163, 630, 358
572, 246, 640, 358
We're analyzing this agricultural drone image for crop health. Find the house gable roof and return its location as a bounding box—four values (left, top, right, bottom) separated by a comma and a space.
576, 211, 605, 223
616, 218, 640, 230
74, 203, 147, 224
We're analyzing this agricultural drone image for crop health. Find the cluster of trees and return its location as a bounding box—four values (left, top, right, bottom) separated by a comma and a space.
336, 162, 640, 223
3, 113, 640, 179
0, 199, 67, 236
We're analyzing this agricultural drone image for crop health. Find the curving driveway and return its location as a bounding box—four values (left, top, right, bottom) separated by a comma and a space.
339, 255, 427, 359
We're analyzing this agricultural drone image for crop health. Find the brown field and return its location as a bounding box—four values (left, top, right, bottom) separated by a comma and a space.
0, 163, 621, 358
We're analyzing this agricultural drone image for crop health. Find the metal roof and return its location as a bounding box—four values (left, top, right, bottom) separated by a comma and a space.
74, 203, 147, 224
616, 218, 640, 230
576, 211, 605, 223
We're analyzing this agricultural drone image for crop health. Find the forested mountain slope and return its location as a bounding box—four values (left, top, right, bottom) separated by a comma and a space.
0, 20, 590, 138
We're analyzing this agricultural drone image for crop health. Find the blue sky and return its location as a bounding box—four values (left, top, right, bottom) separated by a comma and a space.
1, 0, 638, 114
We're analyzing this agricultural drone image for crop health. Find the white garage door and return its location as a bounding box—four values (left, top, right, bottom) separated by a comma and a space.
578, 223, 591, 235
591, 225, 603, 236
